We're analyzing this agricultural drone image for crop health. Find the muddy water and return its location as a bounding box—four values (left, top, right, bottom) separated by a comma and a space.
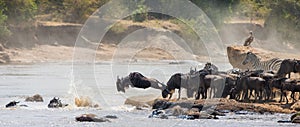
0, 61, 296, 126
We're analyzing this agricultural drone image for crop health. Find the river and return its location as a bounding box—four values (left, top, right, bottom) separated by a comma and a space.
0, 61, 296, 127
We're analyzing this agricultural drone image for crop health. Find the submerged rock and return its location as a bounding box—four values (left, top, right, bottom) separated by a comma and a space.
25, 94, 44, 102
177, 115, 195, 120
148, 109, 168, 119
76, 114, 110, 122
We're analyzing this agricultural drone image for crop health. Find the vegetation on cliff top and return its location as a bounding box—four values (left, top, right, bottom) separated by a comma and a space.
0, 0, 299, 48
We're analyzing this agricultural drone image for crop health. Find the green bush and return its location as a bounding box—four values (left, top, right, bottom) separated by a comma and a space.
0, 1, 10, 40
131, 4, 148, 22
4, 0, 37, 26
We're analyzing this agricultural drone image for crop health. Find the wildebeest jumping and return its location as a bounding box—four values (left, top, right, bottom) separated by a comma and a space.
116, 72, 166, 93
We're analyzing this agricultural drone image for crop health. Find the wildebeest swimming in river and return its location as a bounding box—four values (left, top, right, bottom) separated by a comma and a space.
6, 101, 19, 108
116, 72, 166, 93
48, 97, 68, 108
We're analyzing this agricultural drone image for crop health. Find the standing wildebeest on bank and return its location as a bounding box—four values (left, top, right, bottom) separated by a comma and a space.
234, 75, 266, 102
242, 52, 282, 73
162, 73, 189, 100
269, 78, 296, 104
162, 71, 203, 100
260, 72, 276, 100
277, 59, 299, 78
196, 73, 226, 99
289, 82, 300, 102
219, 73, 238, 99
116, 72, 166, 93
203, 62, 219, 74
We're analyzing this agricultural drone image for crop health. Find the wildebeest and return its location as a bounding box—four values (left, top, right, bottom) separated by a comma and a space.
196, 73, 226, 99
277, 59, 298, 78
290, 82, 300, 102
219, 73, 238, 99
269, 78, 297, 104
162, 73, 190, 100
5, 101, 19, 108
116, 72, 166, 93
48, 97, 68, 108
203, 62, 219, 74
234, 75, 266, 102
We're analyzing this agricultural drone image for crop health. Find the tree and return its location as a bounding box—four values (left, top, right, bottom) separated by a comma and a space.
0, 1, 10, 40
3, 0, 37, 27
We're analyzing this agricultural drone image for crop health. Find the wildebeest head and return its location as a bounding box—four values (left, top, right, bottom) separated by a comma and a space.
162, 89, 169, 98
116, 76, 128, 93
295, 60, 300, 72
242, 52, 256, 65
116, 76, 125, 93
161, 89, 174, 98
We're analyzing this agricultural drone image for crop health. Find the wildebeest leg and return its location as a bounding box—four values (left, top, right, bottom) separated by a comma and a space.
195, 90, 200, 100
279, 93, 283, 103
168, 93, 173, 100
177, 88, 181, 100
187, 88, 194, 98
210, 87, 213, 99
279, 89, 284, 103
285, 92, 289, 104
254, 90, 258, 102
291, 91, 296, 102
243, 90, 248, 101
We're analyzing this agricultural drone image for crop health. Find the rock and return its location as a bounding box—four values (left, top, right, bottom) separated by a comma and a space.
291, 101, 300, 111
25, 94, 44, 102
76, 114, 110, 122
235, 110, 254, 115
152, 100, 173, 109
165, 105, 188, 116
291, 112, 300, 123
227, 46, 253, 70
277, 120, 291, 123
6, 101, 19, 108
292, 116, 300, 123
0, 44, 5, 51
152, 99, 199, 110
148, 109, 168, 119
104, 115, 118, 119
124, 95, 158, 108
177, 115, 195, 120
0, 52, 10, 64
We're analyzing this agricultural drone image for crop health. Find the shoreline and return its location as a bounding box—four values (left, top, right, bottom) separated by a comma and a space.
2, 44, 212, 65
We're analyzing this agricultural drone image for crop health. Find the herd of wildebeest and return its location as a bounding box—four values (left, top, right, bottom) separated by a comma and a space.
116, 53, 300, 104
